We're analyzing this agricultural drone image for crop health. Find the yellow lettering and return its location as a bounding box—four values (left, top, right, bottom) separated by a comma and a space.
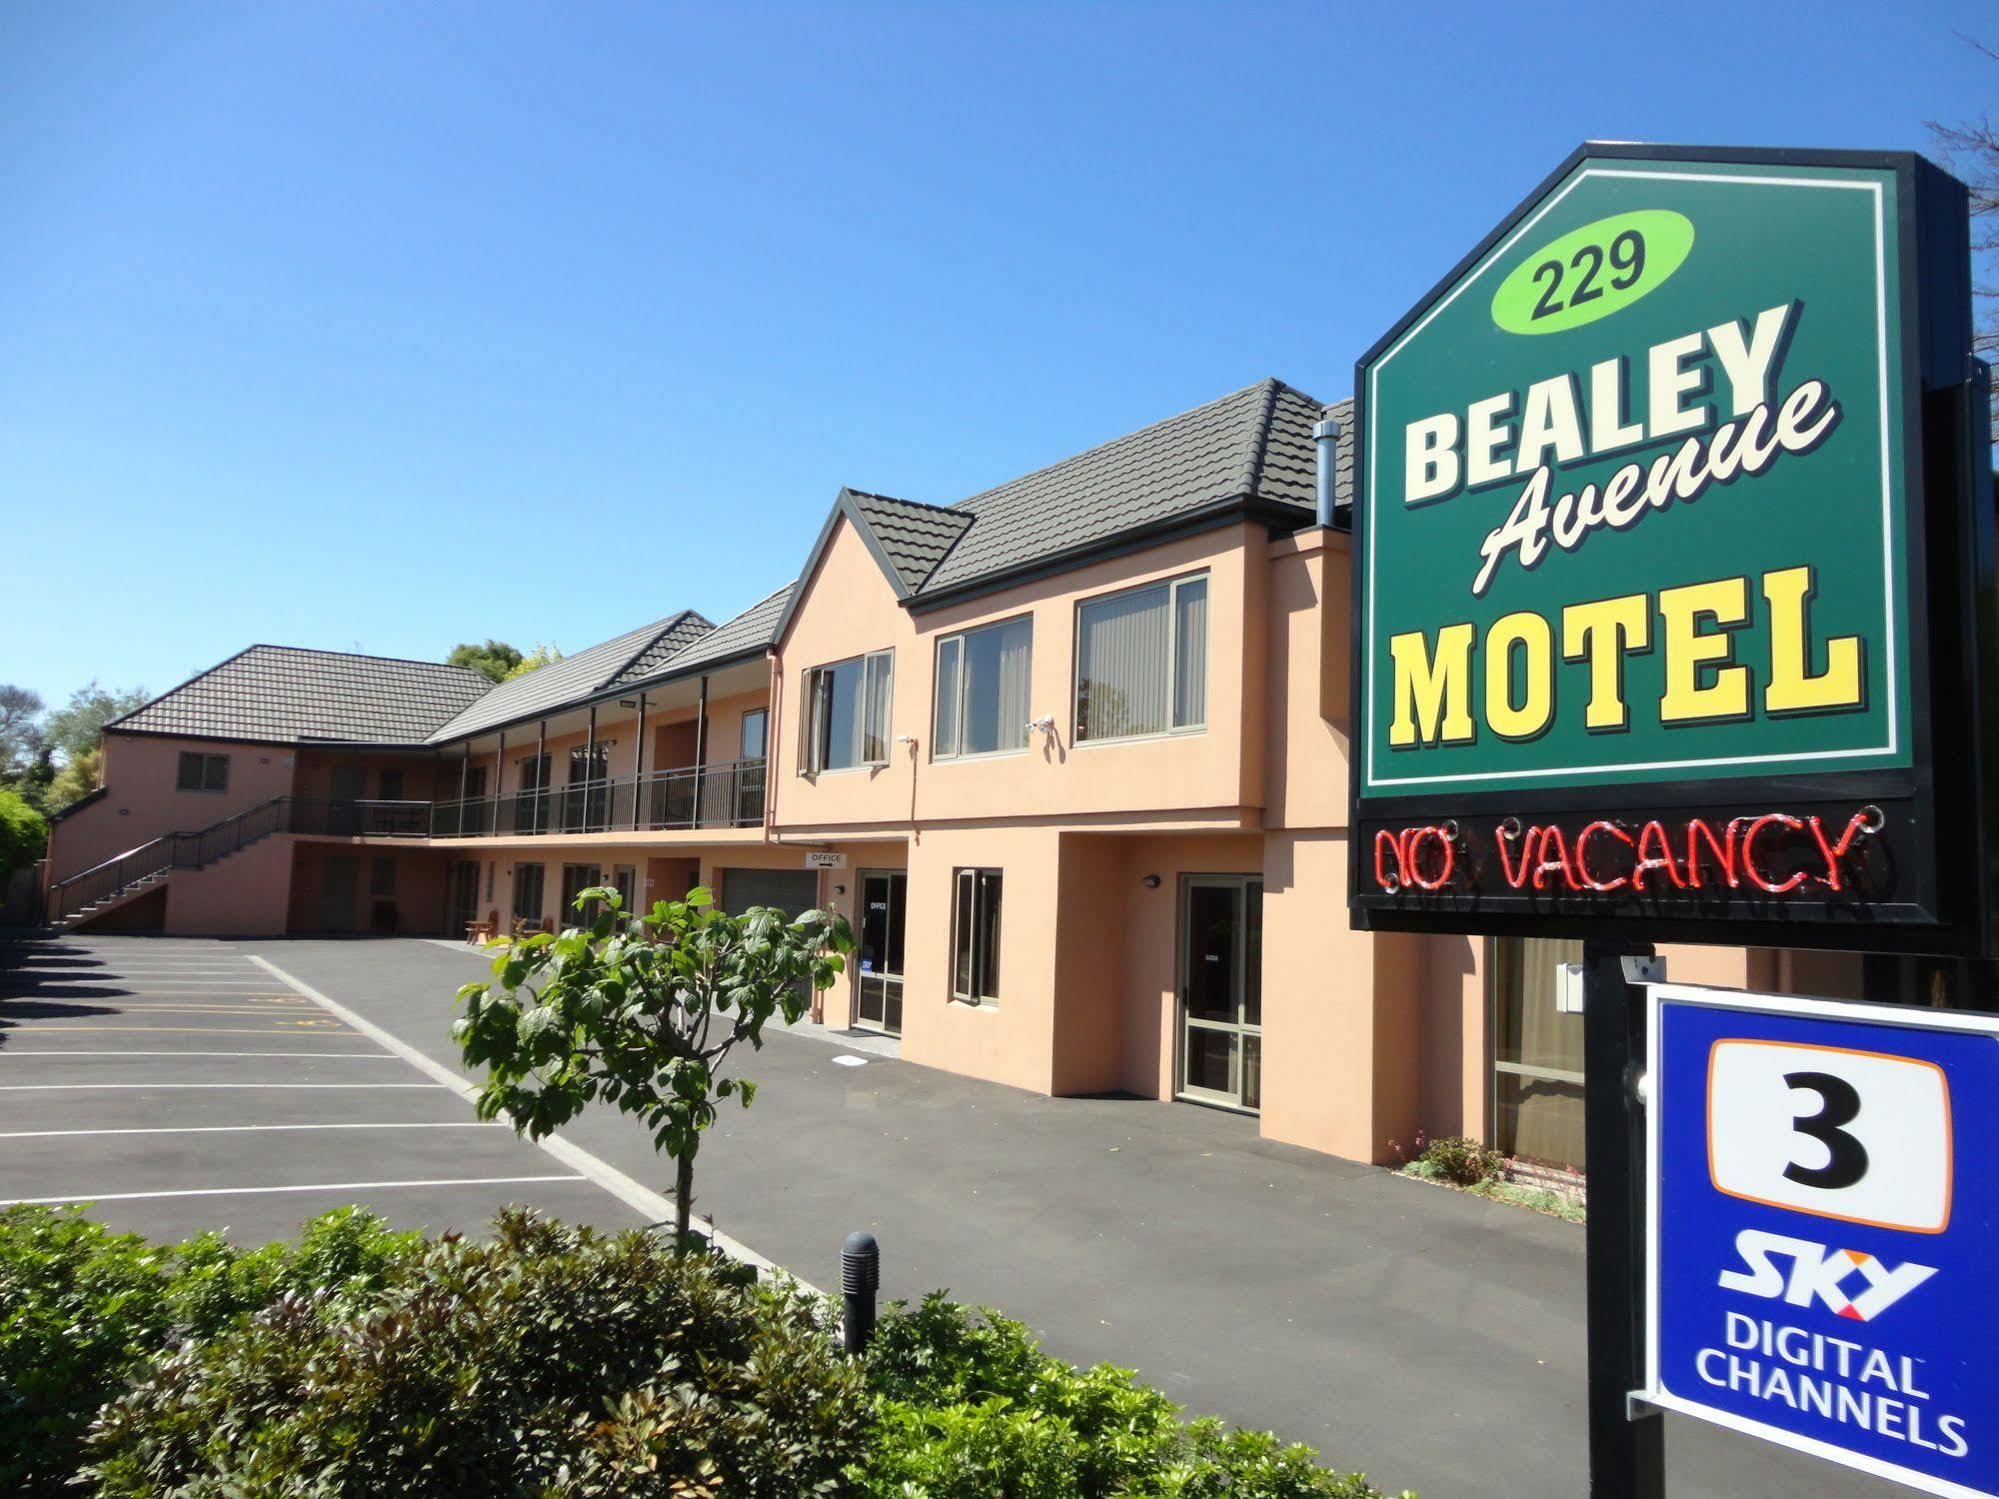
1561, 593, 1650, 731
1485, 612, 1553, 740
1389, 624, 1476, 747
1763, 565, 1863, 715
1659, 577, 1749, 723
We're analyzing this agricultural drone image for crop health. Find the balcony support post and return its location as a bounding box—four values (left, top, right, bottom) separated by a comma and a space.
496, 730, 506, 837
537, 720, 547, 834
692, 675, 709, 828
633, 693, 647, 831
585, 704, 597, 833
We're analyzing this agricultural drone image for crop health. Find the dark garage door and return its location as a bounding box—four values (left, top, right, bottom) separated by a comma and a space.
718, 868, 821, 918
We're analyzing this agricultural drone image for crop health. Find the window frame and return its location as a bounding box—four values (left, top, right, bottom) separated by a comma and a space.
949, 866, 1003, 1006
802, 649, 893, 774
931, 614, 1035, 762
369, 855, 397, 897
176, 751, 230, 793
1071, 570, 1211, 746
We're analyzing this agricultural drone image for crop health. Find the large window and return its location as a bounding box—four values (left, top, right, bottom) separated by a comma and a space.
511, 863, 546, 925
176, 752, 229, 792
933, 617, 1033, 759
806, 651, 892, 772
950, 868, 1003, 1005
1075, 573, 1208, 742
1494, 937, 1586, 1169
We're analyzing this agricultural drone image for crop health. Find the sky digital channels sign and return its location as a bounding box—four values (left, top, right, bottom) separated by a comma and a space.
1349, 144, 1992, 950
1644, 984, 1999, 1496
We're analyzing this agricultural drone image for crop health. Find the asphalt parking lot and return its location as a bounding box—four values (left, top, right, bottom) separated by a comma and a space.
0, 935, 659, 1243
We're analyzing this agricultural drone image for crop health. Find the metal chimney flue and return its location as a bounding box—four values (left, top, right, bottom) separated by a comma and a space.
1312, 413, 1343, 529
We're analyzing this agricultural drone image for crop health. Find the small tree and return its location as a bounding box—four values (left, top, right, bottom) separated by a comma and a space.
453, 885, 851, 1243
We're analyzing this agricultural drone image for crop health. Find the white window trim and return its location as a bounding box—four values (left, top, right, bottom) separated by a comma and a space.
1071, 570, 1211, 746
949, 866, 1002, 1007
931, 614, 1034, 762
801, 649, 894, 775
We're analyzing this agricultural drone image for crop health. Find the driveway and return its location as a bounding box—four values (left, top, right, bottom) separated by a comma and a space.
210, 936, 1888, 1499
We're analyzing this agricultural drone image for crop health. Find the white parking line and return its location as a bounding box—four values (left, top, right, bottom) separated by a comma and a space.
0, 1175, 585, 1206
0, 1051, 398, 1059
249, 954, 808, 1288
0, 1122, 510, 1140
0, 1083, 439, 1091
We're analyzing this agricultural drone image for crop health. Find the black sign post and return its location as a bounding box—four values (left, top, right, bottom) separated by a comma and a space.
1582, 940, 1662, 1497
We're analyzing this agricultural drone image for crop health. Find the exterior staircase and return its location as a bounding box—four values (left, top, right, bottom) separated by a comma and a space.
47, 796, 296, 930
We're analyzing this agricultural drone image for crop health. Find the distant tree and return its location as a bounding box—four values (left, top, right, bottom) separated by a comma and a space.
1927, 35, 1999, 433
42, 682, 150, 766
0, 787, 47, 877
448, 640, 527, 684
0, 685, 43, 774
46, 745, 102, 813
504, 643, 563, 680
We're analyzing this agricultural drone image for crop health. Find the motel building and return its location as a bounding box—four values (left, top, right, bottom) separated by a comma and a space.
41, 378, 1884, 1174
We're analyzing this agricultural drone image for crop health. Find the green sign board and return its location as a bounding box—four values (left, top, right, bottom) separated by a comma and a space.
1349, 144, 1994, 951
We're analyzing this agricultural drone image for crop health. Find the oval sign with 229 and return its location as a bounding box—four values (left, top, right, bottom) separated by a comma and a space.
1491, 210, 1694, 335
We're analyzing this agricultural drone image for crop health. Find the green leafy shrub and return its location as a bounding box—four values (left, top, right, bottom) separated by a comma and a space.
0, 1204, 423, 1496
1412, 1134, 1501, 1187
0, 786, 46, 877
82, 1208, 866, 1498
852, 1294, 1407, 1497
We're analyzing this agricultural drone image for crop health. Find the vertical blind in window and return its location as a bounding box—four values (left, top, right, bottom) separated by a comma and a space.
934, 617, 1032, 757
1076, 575, 1208, 741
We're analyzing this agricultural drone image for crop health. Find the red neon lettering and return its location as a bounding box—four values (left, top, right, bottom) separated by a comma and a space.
1806, 811, 1871, 893
1632, 820, 1686, 892
1495, 823, 1538, 888
1533, 826, 1580, 892
1576, 821, 1634, 892
1742, 813, 1807, 894
1374, 829, 1407, 890
1406, 826, 1456, 891
1685, 818, 1740, 889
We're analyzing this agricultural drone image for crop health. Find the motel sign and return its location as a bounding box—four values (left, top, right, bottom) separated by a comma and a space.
1348, 143, 1997, 1496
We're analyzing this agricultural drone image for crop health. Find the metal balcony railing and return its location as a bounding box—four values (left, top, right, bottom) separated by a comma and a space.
429, 757, 766, 839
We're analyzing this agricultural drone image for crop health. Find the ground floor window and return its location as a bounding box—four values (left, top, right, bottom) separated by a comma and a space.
1493, 937, 1585, 1169
950, 868, 1002, 1004
512, 864, 545, 926
369, 856, 396, 896
560, 863, 602, 920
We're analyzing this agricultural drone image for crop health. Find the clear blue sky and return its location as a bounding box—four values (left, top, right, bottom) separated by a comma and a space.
5, 2, 1994, 708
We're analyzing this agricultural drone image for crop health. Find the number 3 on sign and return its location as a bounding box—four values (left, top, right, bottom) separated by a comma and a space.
1706, 1040, 1952, 1233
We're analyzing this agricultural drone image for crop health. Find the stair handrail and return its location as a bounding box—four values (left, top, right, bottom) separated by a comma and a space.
47, 795, 295, 921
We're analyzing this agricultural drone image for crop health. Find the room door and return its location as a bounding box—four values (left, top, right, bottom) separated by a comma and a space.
1177, 876, 1263, 1112
855, 870, 906, 1035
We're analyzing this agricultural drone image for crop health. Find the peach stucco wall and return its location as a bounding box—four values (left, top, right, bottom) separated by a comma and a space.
163, 837, 296, 936
773, 517, 1268, 834
49, 733, 300, 886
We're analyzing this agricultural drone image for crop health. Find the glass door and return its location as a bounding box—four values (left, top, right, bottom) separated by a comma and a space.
1178, 876, 1263, 1111
855, 870, 906, 1035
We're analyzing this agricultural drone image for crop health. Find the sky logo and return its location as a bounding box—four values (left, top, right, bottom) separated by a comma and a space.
1718, 1229, 1937, 1322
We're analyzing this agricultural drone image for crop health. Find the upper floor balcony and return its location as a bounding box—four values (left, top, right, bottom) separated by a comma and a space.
427, 756, 766, 840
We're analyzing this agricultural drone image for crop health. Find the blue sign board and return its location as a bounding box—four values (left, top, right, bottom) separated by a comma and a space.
1645, 983, 1999, 1496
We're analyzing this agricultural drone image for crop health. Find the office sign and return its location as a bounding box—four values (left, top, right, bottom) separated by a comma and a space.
1645, 982, 1999, 1496
1349, 143, 1993, 951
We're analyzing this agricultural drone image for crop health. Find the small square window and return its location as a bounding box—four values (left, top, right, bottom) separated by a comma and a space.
177, 752, 229, 792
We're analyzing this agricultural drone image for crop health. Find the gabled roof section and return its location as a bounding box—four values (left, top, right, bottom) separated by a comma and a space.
109, 646, 491, 746
917, 378, 1342, 599
646, 582, 793, 679
425, 610, 709, 743
846, 490, 975, 594
607, 611, 716, 690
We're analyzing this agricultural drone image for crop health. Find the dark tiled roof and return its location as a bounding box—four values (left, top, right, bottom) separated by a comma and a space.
425, 611, 707, 742
607, 612, 716, 690
110, 646, 491, 745
847, 490, 974, 593
917, 378, 1345, 597
650, 583, 792, 676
